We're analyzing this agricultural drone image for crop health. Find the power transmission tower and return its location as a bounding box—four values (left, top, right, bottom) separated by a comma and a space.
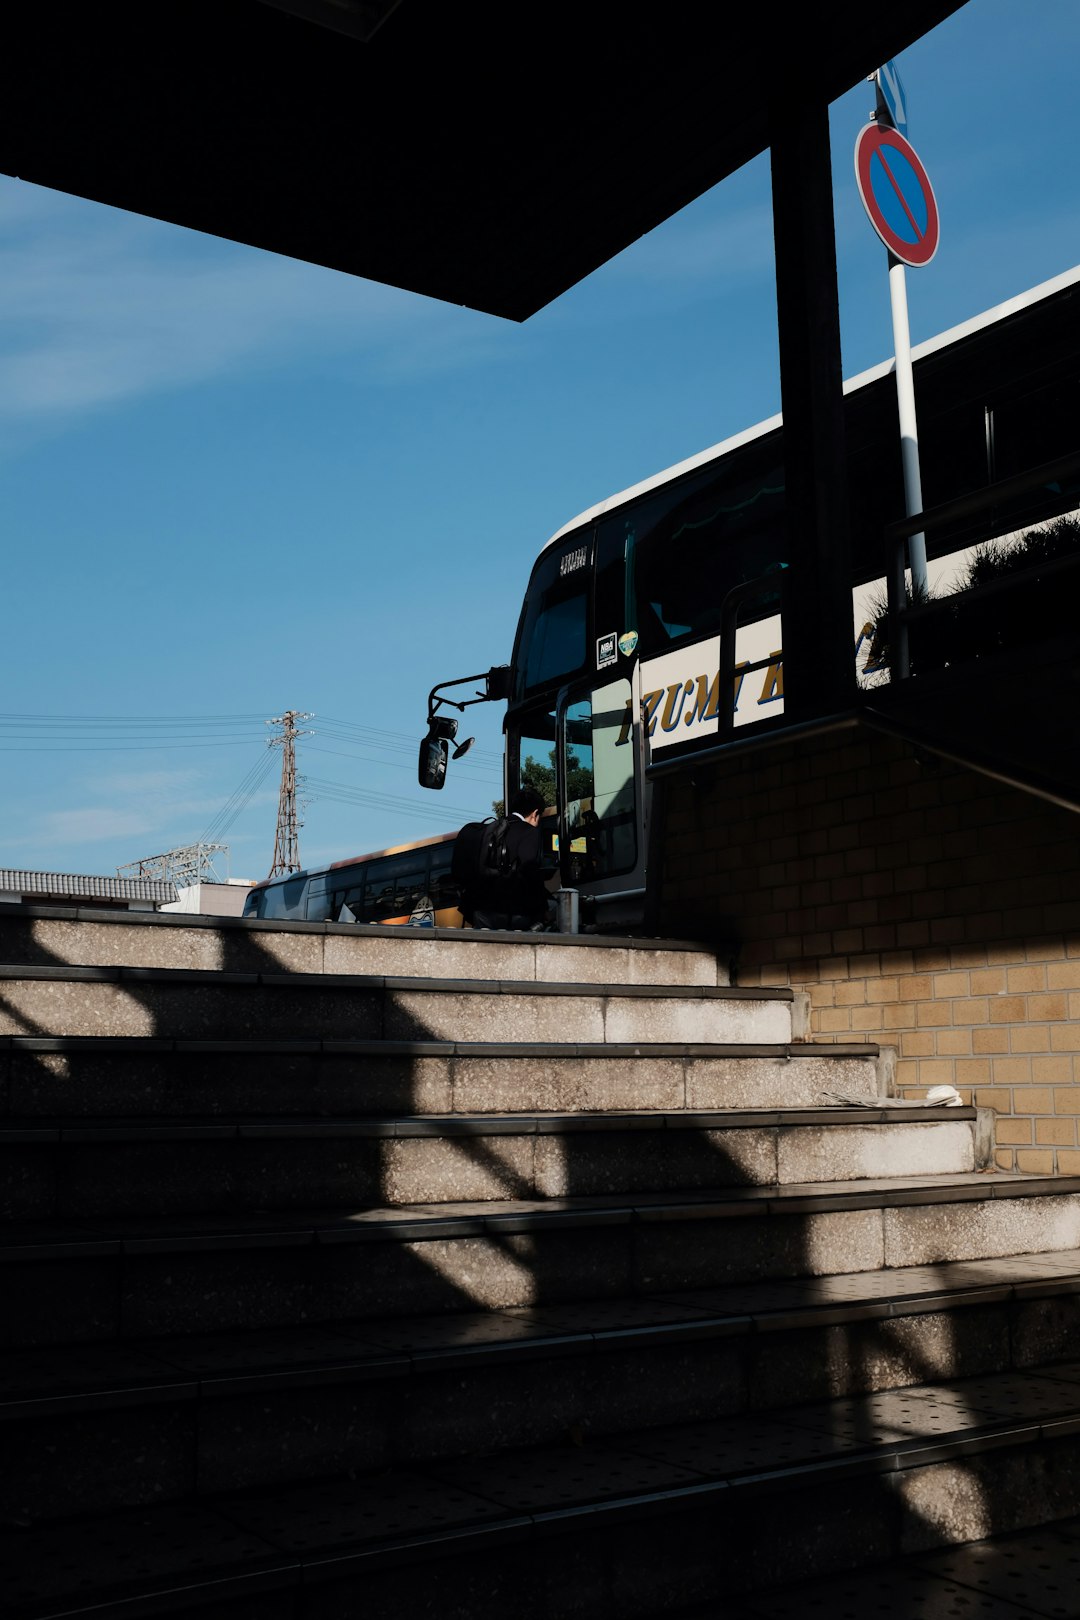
268, 710, 314, 877
117, 843, 229, 887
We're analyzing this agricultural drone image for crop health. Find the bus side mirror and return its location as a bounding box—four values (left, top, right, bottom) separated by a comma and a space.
418, 735, 449, 789
486, 665, 512, 701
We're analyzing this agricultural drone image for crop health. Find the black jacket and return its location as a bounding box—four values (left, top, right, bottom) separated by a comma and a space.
466, 815, 548, 925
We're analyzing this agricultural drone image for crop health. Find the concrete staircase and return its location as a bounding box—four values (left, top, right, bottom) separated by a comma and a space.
3, 905, 1080, 1618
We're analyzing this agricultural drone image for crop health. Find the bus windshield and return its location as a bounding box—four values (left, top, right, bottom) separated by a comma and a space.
512, 538, 590, 699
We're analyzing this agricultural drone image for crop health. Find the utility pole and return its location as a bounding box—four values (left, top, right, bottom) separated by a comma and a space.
267, 710, 314, 877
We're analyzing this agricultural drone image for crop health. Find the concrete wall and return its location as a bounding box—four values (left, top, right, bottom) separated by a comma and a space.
657, 729, 1080, 1173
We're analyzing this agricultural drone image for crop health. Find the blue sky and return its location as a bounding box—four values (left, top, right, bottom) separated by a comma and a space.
2, 1, 1079, 883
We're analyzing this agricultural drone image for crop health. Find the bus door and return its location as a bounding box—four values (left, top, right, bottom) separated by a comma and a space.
506, 705, 561, 875
556, 671, 646, 922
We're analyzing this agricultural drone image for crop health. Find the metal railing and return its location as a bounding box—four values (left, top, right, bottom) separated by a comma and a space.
882, 449, 1080, 680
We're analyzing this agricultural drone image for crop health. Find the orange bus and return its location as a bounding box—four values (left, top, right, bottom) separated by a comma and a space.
242, 830, 463, 926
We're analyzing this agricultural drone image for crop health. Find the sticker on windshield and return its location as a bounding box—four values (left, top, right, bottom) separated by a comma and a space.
618, 631, 638, 657
596, 632, 617, 669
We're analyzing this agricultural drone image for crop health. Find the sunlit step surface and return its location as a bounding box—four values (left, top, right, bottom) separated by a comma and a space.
0, 1108, 980, 1219
0, 966, 793, 1044
0, 906, 731, 986
5, 1173, 1080, 1348
0, 1036, 885, 1116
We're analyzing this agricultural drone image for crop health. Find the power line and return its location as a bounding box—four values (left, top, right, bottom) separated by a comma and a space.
318, 715, 503, 766
0, 740, 267, 753
0, 713, 504, 767
306, 742, 501, 785
0, 713, 266, 742
199, 748, 278, 845
0, 711, 267, 719
0, 712, 269, 753
2, 709, 502, 853
305, 774, 482, 822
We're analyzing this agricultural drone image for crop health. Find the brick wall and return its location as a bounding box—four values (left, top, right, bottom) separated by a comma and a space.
656, 728, 1080, 1172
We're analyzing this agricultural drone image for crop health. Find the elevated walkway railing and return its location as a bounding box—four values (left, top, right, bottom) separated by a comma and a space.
647, 446, 1080, 810
882, 446, 1080, 679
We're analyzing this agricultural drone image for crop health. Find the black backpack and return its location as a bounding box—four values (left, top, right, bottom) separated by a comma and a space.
452, 816, 517, 887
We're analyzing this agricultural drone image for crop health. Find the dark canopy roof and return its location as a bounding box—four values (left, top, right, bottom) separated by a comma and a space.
4, 1, 964, 321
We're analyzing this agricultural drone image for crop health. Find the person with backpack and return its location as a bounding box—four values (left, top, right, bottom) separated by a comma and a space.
456, 787, 552, 931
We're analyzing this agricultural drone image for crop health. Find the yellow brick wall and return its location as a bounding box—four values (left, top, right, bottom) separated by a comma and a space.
657, 729, 1080, 1172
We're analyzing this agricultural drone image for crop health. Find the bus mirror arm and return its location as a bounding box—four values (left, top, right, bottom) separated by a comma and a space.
418, 666, 511, 789
424, 665, 512, 721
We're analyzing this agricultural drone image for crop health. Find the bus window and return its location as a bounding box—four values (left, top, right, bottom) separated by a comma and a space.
594, 516, 639, 654
513, 539, 590, 699
506, 709, 561, 879
428, 850, 462, 920
599, 454, 785, 660
242, 833, 461, 925
366, 853, 428, 924
562, 679, 637, 883
988, 373, 1080, 494
326, 839, 463, 925
304, 876, 333, 921
324, 864, 364, 922
511, 709, 558, 810
259, 874, 308, 920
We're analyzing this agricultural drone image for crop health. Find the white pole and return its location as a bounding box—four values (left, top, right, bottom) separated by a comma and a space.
888, 251, 928, 594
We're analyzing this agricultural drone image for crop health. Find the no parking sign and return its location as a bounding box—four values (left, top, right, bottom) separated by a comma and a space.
854, 122, 940, 267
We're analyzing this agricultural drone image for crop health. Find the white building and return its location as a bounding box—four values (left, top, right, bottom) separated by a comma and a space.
0, 869, 177, 911
159, 880, 256, 918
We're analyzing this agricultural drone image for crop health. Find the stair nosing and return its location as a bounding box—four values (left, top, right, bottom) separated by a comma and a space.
1, 1035, 880, 1059
0, 1171, 1073, 1260
0, 962, 789, 1001
0, 1106, 976, 1143
0, 902, 730, 955
1, 1264, 1078, 1421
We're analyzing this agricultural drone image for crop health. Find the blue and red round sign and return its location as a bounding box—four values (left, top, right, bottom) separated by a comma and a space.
854, 122, 940, 267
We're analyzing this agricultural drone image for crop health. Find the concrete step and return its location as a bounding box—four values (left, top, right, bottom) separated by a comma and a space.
0, 1109, 983, 1219
3, 1250, 1079, 1528
686, 1514, 1080, 1619
1, 1036, 885, 1116
0, 965, 793, 1044
6, 1359, 1080, 1617
0, 904, 731, 986
5, 1173, 1080, 1349
0, 902, 1071, 1617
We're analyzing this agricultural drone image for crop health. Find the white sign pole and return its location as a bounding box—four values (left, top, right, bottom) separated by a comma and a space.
873, 63, 928, 597
887, 251, 928, 593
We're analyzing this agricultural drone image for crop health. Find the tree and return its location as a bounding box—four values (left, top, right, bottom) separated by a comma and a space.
492, 748, 592, 817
